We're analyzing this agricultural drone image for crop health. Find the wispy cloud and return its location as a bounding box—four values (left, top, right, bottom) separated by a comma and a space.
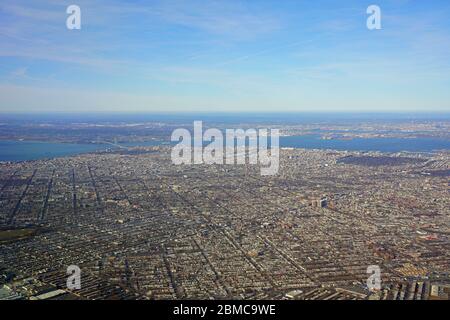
10, 67, 28, 77
154, 0, 281, 38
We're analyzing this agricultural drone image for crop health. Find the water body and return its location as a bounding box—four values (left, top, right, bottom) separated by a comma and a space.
1, 136, 449, 162
0, 141, 110, 162
3, 112, 450, 124
280, 135, 450, 153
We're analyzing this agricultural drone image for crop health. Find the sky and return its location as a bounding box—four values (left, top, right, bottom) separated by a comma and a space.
0, 0, 450, 113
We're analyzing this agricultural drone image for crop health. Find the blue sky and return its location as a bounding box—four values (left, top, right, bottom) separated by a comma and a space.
0, 0, 450, 113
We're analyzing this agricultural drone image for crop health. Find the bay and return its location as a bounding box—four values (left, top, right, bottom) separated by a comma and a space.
1, 135, 449, 162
